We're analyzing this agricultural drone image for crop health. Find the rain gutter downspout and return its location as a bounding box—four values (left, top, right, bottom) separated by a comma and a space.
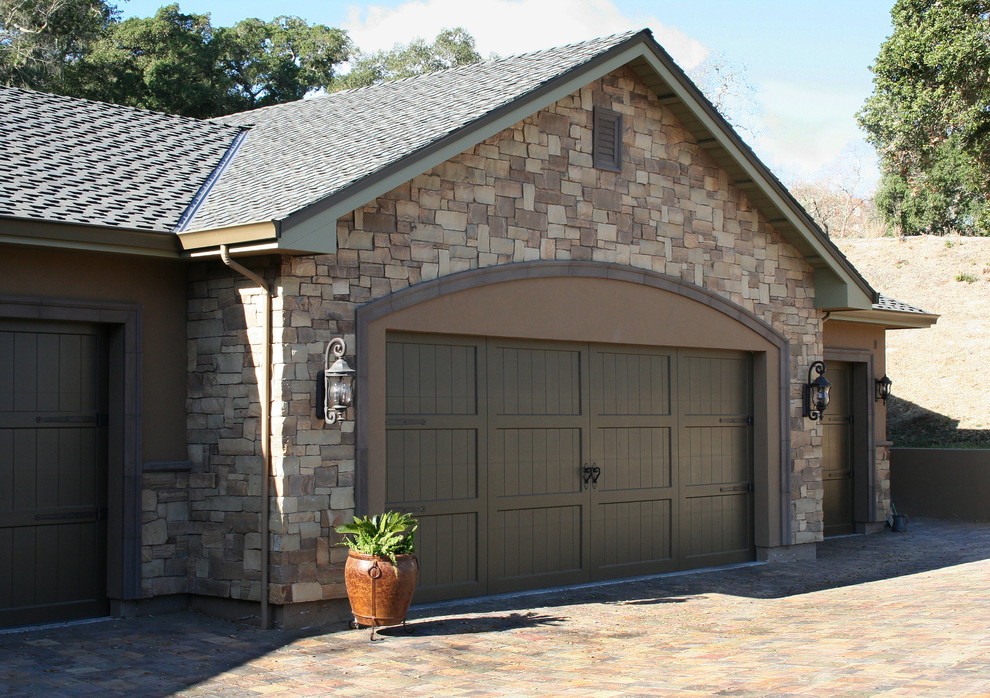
219, 244, 272, 630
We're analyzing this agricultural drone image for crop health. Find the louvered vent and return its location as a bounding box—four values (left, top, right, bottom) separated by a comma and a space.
593, 107, 623, 172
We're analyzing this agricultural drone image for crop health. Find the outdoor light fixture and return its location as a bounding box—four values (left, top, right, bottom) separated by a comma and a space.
803, 360, 831, 421
318, 338, 355, 425
875, 374, 892, 404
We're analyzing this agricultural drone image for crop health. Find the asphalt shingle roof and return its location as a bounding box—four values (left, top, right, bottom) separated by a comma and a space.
0, 87, 242, 232
875, 295, 932, 315
186, 30, 641, 231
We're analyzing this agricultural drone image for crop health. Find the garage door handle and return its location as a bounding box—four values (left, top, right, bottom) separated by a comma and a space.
582, 463, 601, 489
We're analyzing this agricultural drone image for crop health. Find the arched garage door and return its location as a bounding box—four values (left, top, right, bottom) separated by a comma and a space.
385, 333, 753, 602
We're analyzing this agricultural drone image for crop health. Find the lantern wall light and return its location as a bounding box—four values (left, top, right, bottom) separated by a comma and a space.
803, 360, 831, 421
875, 374, 892, 404
318, 338, 355, 425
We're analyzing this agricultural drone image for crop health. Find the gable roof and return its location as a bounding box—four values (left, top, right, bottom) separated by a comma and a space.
180, 29, 876, 309
0, 86, 241, 234
185, 31, 639, 233
0, 30, 878, 309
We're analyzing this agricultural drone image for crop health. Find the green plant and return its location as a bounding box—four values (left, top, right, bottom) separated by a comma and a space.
336, 511, 417, 563
955, 272, 978, 283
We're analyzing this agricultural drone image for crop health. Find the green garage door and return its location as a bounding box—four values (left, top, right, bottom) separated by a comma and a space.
385, 334, 753, 602
0, 320, 109, 628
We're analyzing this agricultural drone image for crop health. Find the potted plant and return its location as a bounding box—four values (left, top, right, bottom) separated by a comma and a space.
335, 511, 419, 639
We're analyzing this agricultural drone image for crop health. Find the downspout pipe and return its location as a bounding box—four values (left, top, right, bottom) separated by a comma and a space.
219, 245, 272, 630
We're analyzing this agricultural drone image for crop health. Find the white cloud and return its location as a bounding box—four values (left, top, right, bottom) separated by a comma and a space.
747, 80, 876, 189
340, 0, 878, 191
342, 0, 708, 68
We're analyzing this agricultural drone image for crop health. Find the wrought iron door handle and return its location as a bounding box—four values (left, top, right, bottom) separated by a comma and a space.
582, 464, 595, 488
589, 464, 601, 488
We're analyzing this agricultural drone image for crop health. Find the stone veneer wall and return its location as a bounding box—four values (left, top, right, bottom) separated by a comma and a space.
178, 66, 826, 608
875, 441, 892, 521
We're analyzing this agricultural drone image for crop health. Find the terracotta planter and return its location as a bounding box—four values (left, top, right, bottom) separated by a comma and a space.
343, 550, 419, 628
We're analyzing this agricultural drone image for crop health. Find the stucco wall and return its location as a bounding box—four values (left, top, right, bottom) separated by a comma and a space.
184, 66, 826, 608
0, 245, 190, 598
823, 319, 891, 522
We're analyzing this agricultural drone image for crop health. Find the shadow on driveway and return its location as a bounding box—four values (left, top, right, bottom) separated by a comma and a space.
403, 517, 990, 619
2, 518, 988, 696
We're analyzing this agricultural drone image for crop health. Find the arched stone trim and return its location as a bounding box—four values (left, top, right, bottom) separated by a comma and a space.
354, 260, 793, 550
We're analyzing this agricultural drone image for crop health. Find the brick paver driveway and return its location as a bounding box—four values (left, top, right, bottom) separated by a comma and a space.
2, 518, 989, 697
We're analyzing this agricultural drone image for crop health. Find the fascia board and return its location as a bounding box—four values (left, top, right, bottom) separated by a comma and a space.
177, 220, 278, 251
277, 43, 648, 251
827, 308, 939, 330
633, 48, 876, 310
0, 217, 182, 258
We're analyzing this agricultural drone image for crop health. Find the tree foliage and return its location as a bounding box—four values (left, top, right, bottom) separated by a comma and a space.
68, 4, 352, 117
3, 2, 482, 118
215, 16, 350, 110
859, 0, 990, 235
338, 27, 483, 90
69, 4, 224, 117
0, 0, 115, 90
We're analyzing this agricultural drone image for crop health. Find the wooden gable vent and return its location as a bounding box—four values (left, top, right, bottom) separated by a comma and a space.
593, 106, 623, 172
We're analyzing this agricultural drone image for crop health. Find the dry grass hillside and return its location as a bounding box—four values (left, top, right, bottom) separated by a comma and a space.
835, 235, 990, 447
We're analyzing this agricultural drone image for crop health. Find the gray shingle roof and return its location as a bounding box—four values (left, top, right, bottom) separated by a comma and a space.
875, 295, 932, 315
185, 30, 641, 231
0, 87, 242, 232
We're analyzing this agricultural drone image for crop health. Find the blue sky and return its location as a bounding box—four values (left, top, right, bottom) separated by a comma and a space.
117, 0, 896, 191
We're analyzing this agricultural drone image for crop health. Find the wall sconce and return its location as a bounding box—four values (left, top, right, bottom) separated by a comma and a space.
875, 375, 892, 404
317, 338, 355, 425
803, 360, 831, 421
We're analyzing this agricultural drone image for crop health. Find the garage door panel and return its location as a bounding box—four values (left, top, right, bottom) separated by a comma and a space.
494, 428, 582, 497
682, 355, 749, 416
492, 346, 581, 416
492, 505, 583, 584
595, 426, 671, 491
414, 512, 482, 598
681, 425, 750, 487
593, 499, 673, 570
682, 493, 752, 565
386, 341, 478, 415
386, 428, 478, 503
592, 351, 671, 416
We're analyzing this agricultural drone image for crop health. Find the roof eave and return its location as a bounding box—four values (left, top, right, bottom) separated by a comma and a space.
827, 308, 939, 330
0, 215, 182, 258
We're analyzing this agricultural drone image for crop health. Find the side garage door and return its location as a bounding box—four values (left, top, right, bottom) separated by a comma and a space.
0, 320, 109, 628
385, 334, 753, 602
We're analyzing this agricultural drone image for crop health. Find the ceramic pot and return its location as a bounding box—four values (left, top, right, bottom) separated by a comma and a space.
343, 550, 418, 627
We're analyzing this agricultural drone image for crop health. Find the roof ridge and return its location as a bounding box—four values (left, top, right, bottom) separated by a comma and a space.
217, 29, 646, 121
0, 84, 237, 131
